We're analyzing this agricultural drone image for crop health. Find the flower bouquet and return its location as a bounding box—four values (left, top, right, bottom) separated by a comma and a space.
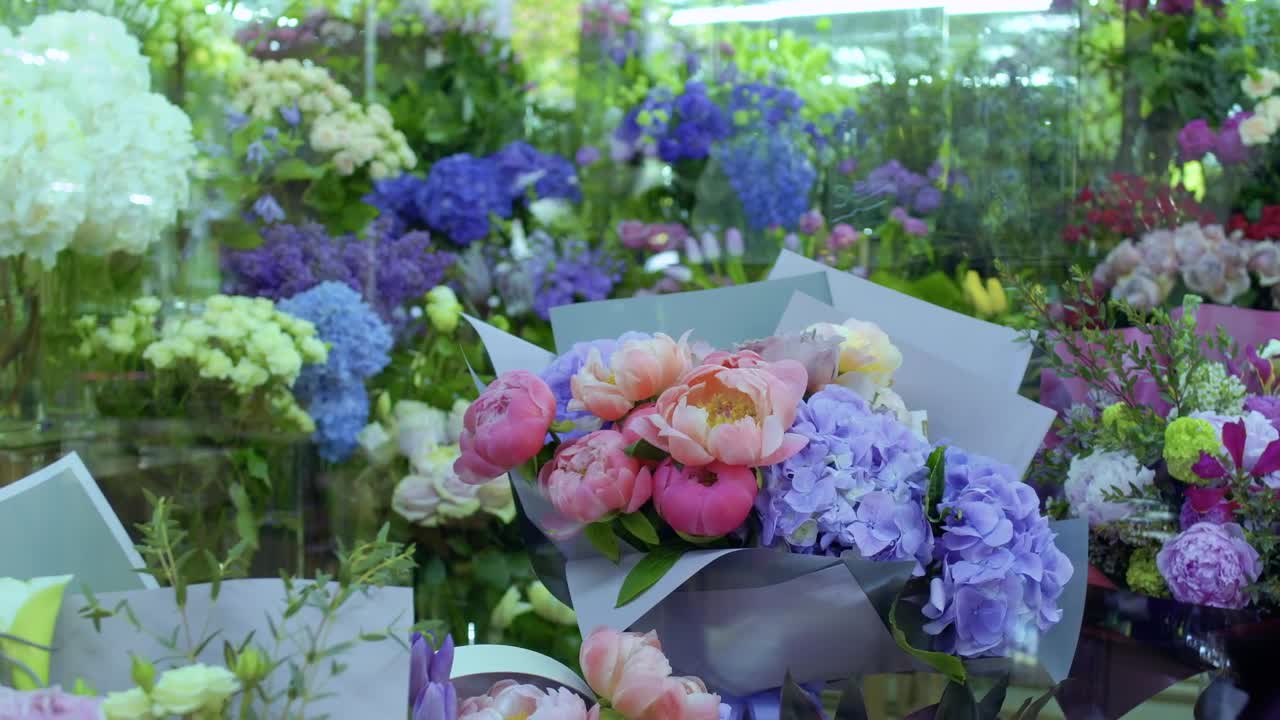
1021, 276, 1280, 718
451, 252, 1086, 713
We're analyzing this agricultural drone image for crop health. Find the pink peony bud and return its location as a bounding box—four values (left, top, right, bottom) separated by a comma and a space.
653, 460, 757, 537
453, 371, 557, 484
571, 333, 693, 421
539, 430, 653, 524
580, 628, 671, 713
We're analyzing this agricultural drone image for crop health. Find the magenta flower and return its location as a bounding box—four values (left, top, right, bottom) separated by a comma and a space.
1177, 119, 1217, 161
1178, 486, 1238, 529
1191, 417, 1280, 481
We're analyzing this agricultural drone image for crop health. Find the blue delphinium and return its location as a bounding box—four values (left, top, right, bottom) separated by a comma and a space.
757, 385, 932, 564
280, 282, 392, 462
657, 82, 732, 163
490, 141, 583, 204
713, 128, 816, 230
727, 82, 805, 129
415, 154, 512, 246
921, 447, 1073, 658
615, 87, 676, 158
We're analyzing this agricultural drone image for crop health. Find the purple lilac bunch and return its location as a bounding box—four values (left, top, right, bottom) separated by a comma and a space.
713, 127, 815, 231
1180, 112, 1252, 165
921, 448, 1073, 658
517, 232, 625, 320
410, 632, 458, 720
418, 154, 513, 245
490, 141, 583, 204
222, 221, 456, 327
280, 282, 392, 462
855, 160, 947, 215
757, 386, 933, 563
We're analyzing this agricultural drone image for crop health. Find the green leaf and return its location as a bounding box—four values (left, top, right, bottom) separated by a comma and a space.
597, 709, 626, 720
624, 439, 667, 462
832, 675, 870, 720
925, 446, 947, 524
619, 512, 659, 547
978, 675, 1010, 719
935, 681, 977, 720
472, 550, 511, 589
889, 596, 966, 684
616, 547, 682, 608
779, 671, 824, 720
1012, 683, 1061, 720
245, 452, 271, 486
584, 521, 621, 563
272, 157, 326, 181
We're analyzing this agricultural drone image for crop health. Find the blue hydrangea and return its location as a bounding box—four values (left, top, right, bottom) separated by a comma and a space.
920, 447, 1073, 658
490, 141, 582, 204
364, 174, 430, 229
615, 87, 675, 157
656, 82, 732, 163
280, 282, 392, 462
713, 128, 816, 230
727, 82, 805, 129
415, 154, 512, 246
757, 386, 932, 565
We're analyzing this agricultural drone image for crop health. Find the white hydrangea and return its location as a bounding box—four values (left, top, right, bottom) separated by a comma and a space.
1064, 450, 1156, 527
1, 11, 194, 266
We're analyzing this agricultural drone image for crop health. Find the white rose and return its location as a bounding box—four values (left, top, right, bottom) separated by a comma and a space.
1258, 96, 1280, 125
1243, 68, 1280, 99
447, 399, 470, 444
392, 474, 443, 526
1239, 114, 1276, 147
809, 319, 903, 399
102, 687, 154, 720
151, 664, 240, 715
395, 401, 449, 460
1064, 451, 1155, 526
476, 476, 515, 523
357, 422, 397, 466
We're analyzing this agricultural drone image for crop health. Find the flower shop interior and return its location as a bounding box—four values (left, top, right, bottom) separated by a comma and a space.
3, 0, 1280, 718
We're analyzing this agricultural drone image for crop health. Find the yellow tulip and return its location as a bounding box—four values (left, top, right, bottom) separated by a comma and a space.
0, 575, 72, 689
962, 271, 994, 317
985, 277, 1008, 315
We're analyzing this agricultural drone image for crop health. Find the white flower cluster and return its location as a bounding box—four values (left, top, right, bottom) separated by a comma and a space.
1240, 68, 1280, 147
102, 663, 240, 720
233, 58, 416, 179
359, 399, 515, 527
0, 11, 195, 267
1065, 450, 1155, 527
1179, 360, 1247, 416
79, 295, 327, 433
1094, 222, 1278, 309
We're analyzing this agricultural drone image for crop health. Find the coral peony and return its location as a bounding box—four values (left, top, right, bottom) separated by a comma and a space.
581, 628, 671, 710
652, 460, 757, 537
636, 360, 808, 467
539, 430, 653, 524
454, 371, 557, 484
571, 333, 693, 421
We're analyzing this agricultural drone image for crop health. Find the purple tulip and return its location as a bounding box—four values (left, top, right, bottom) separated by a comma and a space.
1178, 119, 1217, 161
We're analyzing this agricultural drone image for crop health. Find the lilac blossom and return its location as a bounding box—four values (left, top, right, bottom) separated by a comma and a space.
252, 194, 286, 224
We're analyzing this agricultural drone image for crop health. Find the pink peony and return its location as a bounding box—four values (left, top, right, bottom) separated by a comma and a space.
620, 404, 658, 445
454, 371, 557, 484
636, 360, 808, 467
530, 688, 592, 720
653, 460, 757, 537
580, 628, 670, 707
571, 333, 693, 421
0, 687, 102, 719
459, 680, 543, 720
635, 677, 723, 720
539, 430, 653, 524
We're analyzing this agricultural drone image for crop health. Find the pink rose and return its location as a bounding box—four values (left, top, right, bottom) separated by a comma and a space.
635, 361, 808, 467
0, 687, 101, 719
581, 628, 671, 717
653, 460, 757, 537
570, 333, 693, 421
454, 371, 557, 484
539, 430, 654, 524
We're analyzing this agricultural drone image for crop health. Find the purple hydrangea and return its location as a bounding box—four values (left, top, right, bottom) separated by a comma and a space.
490, 141, 583, 204
365, 174, 431, 229
714, 129, 816, 231
281, 282, 393, 462
855, 160, 937, 212
1245, 395, 1280, 430
411, 633, 457, 720
657, 82, 732, 163
727, 82, 805, 129
504, 232, 624, 320
757, 386, 932, 563
921, 448, 1073, 658
417, 154, 512, 245
1157, 522, 1260, 608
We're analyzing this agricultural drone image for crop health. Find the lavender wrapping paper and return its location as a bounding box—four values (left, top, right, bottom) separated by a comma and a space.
466, 271, 1085, 696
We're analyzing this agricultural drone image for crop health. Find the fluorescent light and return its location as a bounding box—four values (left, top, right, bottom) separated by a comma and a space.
668, 0, 1050, 26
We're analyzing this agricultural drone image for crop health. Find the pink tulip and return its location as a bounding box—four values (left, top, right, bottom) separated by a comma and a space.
539, 431, 654, 524
454, 371, 557, 484
571, 333, 693, 421
459, 680, 543, 719
636, 677, 723, 720
653, 460, 757, 537
635, 361, 809, 467
580, 628, 670, 705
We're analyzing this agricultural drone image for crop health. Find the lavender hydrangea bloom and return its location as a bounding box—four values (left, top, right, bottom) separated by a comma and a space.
757, 386, 931, 563
490, 141, 583, 204
921, 448, 1073, 658
417, 154, 512, 245
714, 129, 816, 231
281, 282, 392, 462
539, 332, 650, 440
657, 82, 732, 163
509, 232, 624, 320
1245, 395, 1280, 430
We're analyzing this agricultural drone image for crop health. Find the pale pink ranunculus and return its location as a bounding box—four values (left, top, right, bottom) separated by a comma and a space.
529, 688, 592, 720
635, 361, 808, 467
570, 333, 693, 421
459, 680, 544, 720
653, 460, 757, 537
580, 628, 671, 706
636, 677, 723, 720
539, 430, 654, 524
454, 371, 557, 484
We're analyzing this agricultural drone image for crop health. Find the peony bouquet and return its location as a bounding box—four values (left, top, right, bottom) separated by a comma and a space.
414, 627, 726, 720
452, 253, 1085, 704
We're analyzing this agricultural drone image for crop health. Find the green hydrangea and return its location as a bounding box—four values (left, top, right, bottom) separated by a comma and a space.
1125, 547, 1169, 598
1180, 361, 1246, 415
1163, 417, 1222, 483
1100, 402, 1142, 445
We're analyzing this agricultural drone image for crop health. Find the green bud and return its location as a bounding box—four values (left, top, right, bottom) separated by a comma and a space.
130, 654, 156, 692
376, 391, 392, 422
490, 315, 511, 332
71, 677, 97, 696
234, 646, 270, 685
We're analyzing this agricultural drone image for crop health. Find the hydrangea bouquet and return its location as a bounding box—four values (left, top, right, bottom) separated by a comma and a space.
449, 254, 1084, 710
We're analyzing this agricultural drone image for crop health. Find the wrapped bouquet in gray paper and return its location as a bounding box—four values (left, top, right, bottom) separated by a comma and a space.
456, 251, 1086, 715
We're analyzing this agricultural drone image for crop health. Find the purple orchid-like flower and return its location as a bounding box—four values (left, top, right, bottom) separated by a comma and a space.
1179, 485, 1238, 529
1192, 418, 1280, 481
410, 632, 457, 720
